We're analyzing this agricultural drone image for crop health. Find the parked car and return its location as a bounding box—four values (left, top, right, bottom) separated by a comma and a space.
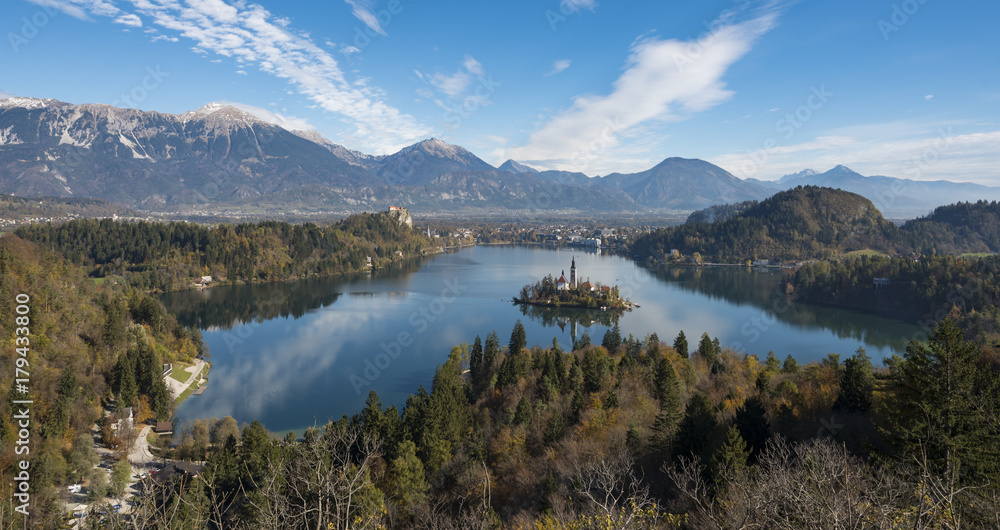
67, 484, 83, 493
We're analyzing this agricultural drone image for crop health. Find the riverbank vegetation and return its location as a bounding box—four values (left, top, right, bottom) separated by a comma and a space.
786, 253, 1000, 344
88, 318, 1000, 528
14, 210, 430, 292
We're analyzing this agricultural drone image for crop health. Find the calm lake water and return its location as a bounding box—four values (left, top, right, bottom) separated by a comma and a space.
164, 246, 919, 435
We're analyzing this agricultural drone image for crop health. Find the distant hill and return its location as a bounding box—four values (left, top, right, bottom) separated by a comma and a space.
766, 165, 1000, 219
596, 157, 774, 211
632, 186, 904, 262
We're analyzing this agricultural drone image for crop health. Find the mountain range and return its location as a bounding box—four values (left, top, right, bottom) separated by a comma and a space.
1, 97, 996, 217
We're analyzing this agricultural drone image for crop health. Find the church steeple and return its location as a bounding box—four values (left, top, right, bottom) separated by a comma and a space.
570, 255, 577, 289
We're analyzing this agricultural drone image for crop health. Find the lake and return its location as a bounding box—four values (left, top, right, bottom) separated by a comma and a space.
163, 245, 919, 435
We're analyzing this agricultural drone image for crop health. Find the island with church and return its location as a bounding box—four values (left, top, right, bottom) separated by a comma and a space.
512, 256, 637, 310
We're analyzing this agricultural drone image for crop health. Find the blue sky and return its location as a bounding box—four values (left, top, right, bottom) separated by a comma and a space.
2, 0, 999, 183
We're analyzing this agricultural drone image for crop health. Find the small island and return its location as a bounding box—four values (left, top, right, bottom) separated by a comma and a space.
512, 256, 637, 310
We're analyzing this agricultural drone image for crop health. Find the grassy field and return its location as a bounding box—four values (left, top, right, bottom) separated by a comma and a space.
173, 364, 209, 407
168, 361, 194, 383
844, 249, 888, 258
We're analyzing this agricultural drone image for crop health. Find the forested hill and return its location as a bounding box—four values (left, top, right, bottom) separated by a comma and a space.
14, 210, 429, 292
0, 235, 203, 527
632, 186, 903, 262
902, 200, 1000, 254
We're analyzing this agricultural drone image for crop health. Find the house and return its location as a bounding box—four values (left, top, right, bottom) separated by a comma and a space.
578, 280, 595, 292
600, 285, 612, 293
154, 421, 173, 434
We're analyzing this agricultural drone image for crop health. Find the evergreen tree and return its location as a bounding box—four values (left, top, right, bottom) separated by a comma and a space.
115, 356, 138, 408
674, 331, 689, 358
782, 354, 800, 373
392, 440, 429, 512
674, 393, 718, 463
885, 318, 1000, 483
483, 331, 500, 376
698, 332, 717, 364
712, 425, 749, 481
513, 396, 533, 426
469, 335, 483, 395
734, 395, 770, 460
509, 320, 527, 355
577, 330, 591, 349
652, 357, 683, 457
601, 323, 622, 352
834, 347, 875, 412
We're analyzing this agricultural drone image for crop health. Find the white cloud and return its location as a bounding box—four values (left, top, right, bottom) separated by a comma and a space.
925, 94, 934, 100
63, 0, 429, 153
561, 0, 597, 13
26, 0, 93, 20
0, 90, 18, 99
417, 55, 485, 98
113, 13, 142, 27
222, 100, 318, 131
506, 12, 778, 172
709, 121, 1000, 185
546, 59, 572, 76
150, 34, 179, 43
343, 0, 386, 36
235, 69, 247, 75
341, 45, 361, 54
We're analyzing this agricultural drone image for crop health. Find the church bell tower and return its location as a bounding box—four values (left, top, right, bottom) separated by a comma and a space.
570, 256, 577, 289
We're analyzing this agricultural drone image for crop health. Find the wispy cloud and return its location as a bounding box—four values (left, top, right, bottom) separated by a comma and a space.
925, 94, 934, 100
416, 55, 484, 97
113, 13, 142, 27
43, 0, 429, 153
27, 0, 93, 20
546, 59, 572, 76
710, 121, 1000, 185
222, 100, 317, 131
507, 10, 779, 172
343, 0, 386, 36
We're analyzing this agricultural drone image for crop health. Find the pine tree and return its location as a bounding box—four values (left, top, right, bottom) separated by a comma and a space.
674, 392, 718, 462
392, 440, 429, 512
115, 356, 137, 408
698, 332, 716, 364
513, 396, 533, 426
652, 357, 683, 457
509, 320, 527, 354
885, 318, 1000, 483
469, 335, 484, 395
782, 354, 800, 373
734, 395, 770, 460
673, 331, 689, 358
482, 331, 500, 391
834, 347, 875, 412
712, 425, 749, 482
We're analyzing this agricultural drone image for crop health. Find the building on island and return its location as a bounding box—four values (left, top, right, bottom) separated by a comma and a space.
570, 256, 577, 288
556, 271, 569, 291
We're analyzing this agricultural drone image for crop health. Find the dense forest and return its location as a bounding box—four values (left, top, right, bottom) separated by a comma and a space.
632, 187, 1000, 263
0, 235, 203, 528
14, 211, 430, 292
72, 316, 1000, 529
787, 254, 1000, 343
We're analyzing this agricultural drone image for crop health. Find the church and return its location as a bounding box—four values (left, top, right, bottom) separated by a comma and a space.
556, 256, 580, 291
